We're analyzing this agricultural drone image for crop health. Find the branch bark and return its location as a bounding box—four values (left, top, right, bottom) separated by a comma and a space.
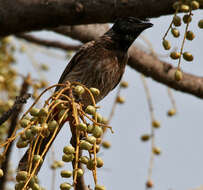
0, 0, 195, 36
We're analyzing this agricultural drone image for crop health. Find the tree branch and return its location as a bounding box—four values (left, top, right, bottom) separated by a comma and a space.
128, 47, 203, 99
14, 21, 203, 99
0, 75, 31, 190
53, 24, 203, 99
16, 34, 81, 51
1, 0, 200, 36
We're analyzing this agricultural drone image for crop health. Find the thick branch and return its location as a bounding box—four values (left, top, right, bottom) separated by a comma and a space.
15, 24, 203, 98
128, 47, 203, 99
0, 0, 185, 36
54, 24, 203, 99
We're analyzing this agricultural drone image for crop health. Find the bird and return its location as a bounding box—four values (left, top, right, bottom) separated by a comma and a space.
18, 17, 153, 173
55, 17, 153, 106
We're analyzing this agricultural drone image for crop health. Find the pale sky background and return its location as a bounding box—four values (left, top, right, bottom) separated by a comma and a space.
10, 10, 203, 190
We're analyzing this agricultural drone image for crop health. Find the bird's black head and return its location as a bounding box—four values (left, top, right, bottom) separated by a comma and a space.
108, 17, 153, 51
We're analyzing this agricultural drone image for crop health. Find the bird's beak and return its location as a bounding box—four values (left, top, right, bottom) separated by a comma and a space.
139, 20, 153, 29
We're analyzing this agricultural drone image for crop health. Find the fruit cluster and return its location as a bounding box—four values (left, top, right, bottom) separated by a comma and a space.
162, 0, 202, 81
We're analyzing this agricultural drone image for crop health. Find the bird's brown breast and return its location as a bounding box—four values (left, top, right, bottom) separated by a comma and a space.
56, 39, 128, 106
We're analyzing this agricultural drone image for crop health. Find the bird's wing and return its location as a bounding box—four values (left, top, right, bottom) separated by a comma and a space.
55, 41, 95, 91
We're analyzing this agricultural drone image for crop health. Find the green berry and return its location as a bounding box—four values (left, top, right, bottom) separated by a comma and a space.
60, 170, 72, 178
20, 119, 30, 128
141, 134, 150, 142
90, 87, 100, 96
63, 146, 75, 154
38, 107, 48, 117
152, 120, 161, 128
62, 154, 74, 162
173, 15, 181, 26
198, 19, 203, 28
170, 52, 181, 59
16, 139, 28, 148
79, 156, 89, 164
48, 120, 58, 132
30, 107, 39, 117
87, 124, 94, 133
183, 52, 194, 61
102, 141, 111, 148
92, 126, 103, 138
73, 168, 84, 177
60, 182, 72, 190
74, 85, 85, 95
87, 159, 95, 170
96, 157, 104, 168
171, 28, 180, 38
79, 140, 93, 151
183, 14, 192, 24
162, 39, 171, 50
76, 123, 87, 131
85, 105, 96, 115
95, 184, 106, 190
33, 155, 43, 165
120, 81, 128, 88
93, 113, 103, 123
86, 136, 97, 144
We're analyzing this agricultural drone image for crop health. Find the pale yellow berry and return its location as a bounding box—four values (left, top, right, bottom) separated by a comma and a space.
174, 70, 183, 81
0, 169, 4, 178
90, 87, 100, 96
153, 147, 161, 155
180, 4, 190, 12
190, 1, 200, 10
167, 109, 176, 116
74, 85, 85, 95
